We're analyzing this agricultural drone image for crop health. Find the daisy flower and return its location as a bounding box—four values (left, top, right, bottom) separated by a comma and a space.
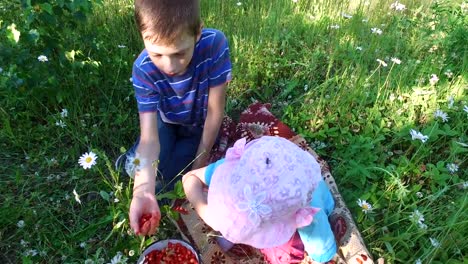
60, 109, 68, 118
362, 18, 369, 23
434, 109, 449, 122
371, 27, 383, 35
80, 242, 86, 248
109, 252, 128, 264
390, 1, 406, 11
125, 153, 146, 178
446, 163, 459, 174
429, 237, 440, 248
429, 74, 439, 85
416, 192, 423, 198
78, 151, 98, 169
236, 2, 242, 6
73, 189, 82, 204
391, 57, 401, 64
128, 250, 135, 257
117, 44, 126, 48
410, 129, 429, 143
376, 59, 388, 67
55, 120, 66, 128
357, 199, 373, 214
17, 220, 25, 228
329, 24, 340, 29
37, 55, 48, 62
356, 46, 363, 51
444, 69, 453, 78
341, 12, 352, 19
409, 210, 425, 225
415, 259, 422, 264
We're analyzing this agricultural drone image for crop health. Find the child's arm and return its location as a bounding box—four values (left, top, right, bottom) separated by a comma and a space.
182, 166, 209, 221
192, 83, 227, 169
129, 112, 161, 236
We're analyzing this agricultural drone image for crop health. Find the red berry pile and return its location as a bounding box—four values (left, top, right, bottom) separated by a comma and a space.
144, 242, 198, 264
139, 213, 152, 229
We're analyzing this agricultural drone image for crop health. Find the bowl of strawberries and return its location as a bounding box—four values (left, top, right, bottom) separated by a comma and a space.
137, 239, 200, 264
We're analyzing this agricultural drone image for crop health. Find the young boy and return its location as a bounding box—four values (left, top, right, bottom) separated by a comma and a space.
125, 0, 232, 236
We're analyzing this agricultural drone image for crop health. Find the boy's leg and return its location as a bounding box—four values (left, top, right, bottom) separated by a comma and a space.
156, 113, 178, 192
159, 124, 203, 192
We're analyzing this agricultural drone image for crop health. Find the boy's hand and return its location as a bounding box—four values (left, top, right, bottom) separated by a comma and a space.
129, 191, 161, 236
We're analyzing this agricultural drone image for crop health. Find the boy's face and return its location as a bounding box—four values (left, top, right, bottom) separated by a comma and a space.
144, 31, 200, 76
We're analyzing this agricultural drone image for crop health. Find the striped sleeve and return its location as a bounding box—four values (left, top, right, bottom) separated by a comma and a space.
132, 64, 159, 112
208, 32, 232, 88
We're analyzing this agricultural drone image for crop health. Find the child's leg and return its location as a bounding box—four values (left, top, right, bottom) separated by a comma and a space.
156, 114, 179, 192
159, 124, 203, 191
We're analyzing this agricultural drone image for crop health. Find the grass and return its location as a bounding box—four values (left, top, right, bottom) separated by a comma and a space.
0, 0, 467, 263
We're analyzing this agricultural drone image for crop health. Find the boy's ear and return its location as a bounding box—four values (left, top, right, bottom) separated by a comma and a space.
295, 207, 320, 228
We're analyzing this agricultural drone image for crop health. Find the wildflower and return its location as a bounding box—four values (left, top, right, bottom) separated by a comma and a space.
416, 192, 423, 198
357, 199, 373, 214
356, 46, 363, 51
329, 24, 340, 29
390, 1, 406, 11
60, 109, 68, 118
304, 84, 308, 91
415, 259, 422, 264
341, 12, 352, 19
463, 182, 468, 189
25, 249, 38, 257
128, 250, 135, 257
409, 210, 425, 225
20, 239, 29, 247
73, 189, 82, 204
117, 45, 126, 48
80, 242, 86, 248
292, 0, 298, 2
125, 153, 146, 178
448, 95, 455, 108
429, 74, 439, 85
236, 2, 242, 6
362, 18, 369, 23
37, 55, 48, 62
65, 193, 70, 200
429, 237, 440, 248
376, 59, 388, 67
463, 105, 468, 114
410, 129, 429, 143
114, 198, 120, 203
446, 163, 459, 174
391, 57, 401, 64
434, 109, 449, 122
109, 252, 128, 264
129, 77, 133, 83
444, 69, 453, 78
78, 151, 98, 169
17, 220, 25, 228
55, 120, 66, 128
371, 27, 383, 35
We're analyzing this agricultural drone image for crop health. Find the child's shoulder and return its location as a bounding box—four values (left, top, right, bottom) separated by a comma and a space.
196, 28, 229, 57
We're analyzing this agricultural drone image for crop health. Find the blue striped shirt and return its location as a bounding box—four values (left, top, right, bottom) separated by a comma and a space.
132, 28, 232, 126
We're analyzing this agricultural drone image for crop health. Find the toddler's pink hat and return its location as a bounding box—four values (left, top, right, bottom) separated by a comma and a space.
205, 136, 322, 249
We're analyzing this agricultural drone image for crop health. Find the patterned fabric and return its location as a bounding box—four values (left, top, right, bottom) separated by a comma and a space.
132, 28, 232, 126
171, 102, 374, 264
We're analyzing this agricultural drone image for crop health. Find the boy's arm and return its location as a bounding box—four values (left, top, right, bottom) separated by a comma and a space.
129, 111, 161, 235
192, 83, 227, 169
182, 166, 209, 221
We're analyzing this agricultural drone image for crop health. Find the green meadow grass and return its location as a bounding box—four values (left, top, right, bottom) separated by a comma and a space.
0, 0, 466, 263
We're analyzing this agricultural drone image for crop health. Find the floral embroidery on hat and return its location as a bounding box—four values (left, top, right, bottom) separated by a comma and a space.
235, 185, 273, 226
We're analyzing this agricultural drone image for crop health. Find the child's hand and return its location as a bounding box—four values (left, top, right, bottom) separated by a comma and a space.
129, 191, 161, 236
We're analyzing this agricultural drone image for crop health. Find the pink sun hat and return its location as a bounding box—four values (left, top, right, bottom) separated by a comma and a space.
205, 136, 322, 249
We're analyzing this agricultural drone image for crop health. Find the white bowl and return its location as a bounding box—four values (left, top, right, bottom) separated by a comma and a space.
137, 239, 200, 264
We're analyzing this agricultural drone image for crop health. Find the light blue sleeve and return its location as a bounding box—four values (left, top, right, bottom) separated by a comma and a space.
204, 158, 225, 187
298, 180, 337, 262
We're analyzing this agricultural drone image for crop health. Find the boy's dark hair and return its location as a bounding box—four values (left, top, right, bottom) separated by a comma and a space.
135, 0, 201, 45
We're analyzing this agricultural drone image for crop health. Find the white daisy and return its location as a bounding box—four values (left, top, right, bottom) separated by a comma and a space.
410, 129, 429, 143
125, 153, 146, 178
429, 74, 439, 86
362, 18, 369, 23
390, 1, 406, 11
446, 163, 459, 174
434, 109, 449, 122
376, 59, 388, 67
416, 192, 423, 198
371, 27, 383, 35
78, 151, 98, 169
17, 220, 25, 228
415, 258, 422, 264
114, 198, 120, 203
391, 57, 401, 64
37, 55, 48, 62
341, 12, 352, 19
356, 46, 363, 51
236, 2, 242, 6
444, 69, 453, 78
329, 24, 340, 29
128, 250, 135, 257
429, 237, 440, 248
357, 199, 373, 214
80, 242, 86, 248
20, 239, 29, 247
60, 109, 68, 118
462, 181, 468, 189
409, 209, 425, 225
55, 120, 66, 128
73, 189, 82, 204
109, 251, 128, 264
117, 45, 126, 48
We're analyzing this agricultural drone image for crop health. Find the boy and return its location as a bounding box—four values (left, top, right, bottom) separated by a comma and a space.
124, 0, 232, 236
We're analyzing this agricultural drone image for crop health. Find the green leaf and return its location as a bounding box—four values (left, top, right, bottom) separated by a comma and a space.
40, 3, 53, 15
7, 23, 21, 43
99, 190, 110, 201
